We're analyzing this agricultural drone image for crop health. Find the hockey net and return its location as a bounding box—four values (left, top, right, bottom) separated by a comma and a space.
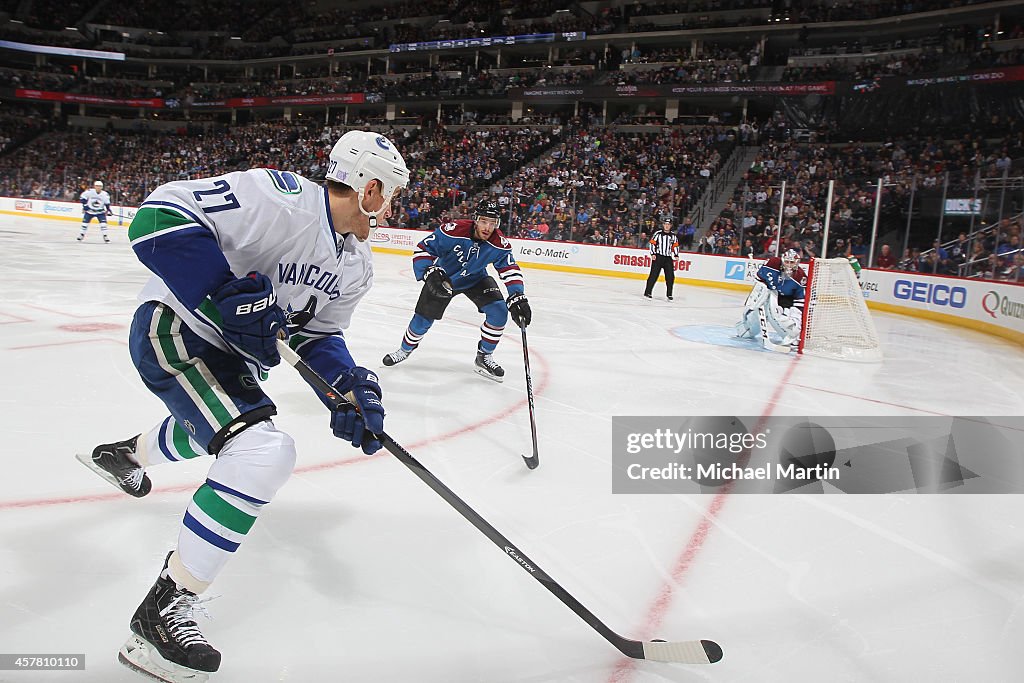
798, 258, 883, 362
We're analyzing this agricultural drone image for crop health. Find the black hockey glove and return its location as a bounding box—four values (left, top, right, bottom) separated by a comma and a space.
507, 292, 532, 328
423, 265, 453, 299
330, 367, 384, 455
210, 272, 288, 366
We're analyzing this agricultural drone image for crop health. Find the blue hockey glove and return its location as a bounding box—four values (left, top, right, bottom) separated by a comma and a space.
210, 272, 288, 367
506, 292, 531, 328
423, 265, 453, 299
330, 367, 384, 455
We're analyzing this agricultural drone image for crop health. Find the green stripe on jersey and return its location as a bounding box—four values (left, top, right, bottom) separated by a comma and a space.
192, 484, 256, 535
128, 206, 194, 242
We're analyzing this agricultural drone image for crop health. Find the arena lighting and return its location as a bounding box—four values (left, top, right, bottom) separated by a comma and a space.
0, 39, 126, 60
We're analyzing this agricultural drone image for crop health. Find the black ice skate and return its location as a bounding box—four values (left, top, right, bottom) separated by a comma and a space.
474, 351, 504, 383
118, 554, 221, 683
76, 434, 151, 498
382, 347, 411, 366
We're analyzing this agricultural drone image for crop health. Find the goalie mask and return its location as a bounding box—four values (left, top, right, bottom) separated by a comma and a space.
782, 249, 800, 272
326, 131, 410, 228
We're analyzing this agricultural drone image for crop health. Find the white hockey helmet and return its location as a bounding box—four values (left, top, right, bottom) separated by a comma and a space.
782, 248, 800, 270
325, 130, 409, 226
94, 180, 104, 189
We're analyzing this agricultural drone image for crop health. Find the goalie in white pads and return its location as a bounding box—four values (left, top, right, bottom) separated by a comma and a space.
735, 249, 807, 351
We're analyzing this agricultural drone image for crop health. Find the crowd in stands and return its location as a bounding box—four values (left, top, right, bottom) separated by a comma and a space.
0, 121, 343, 206
0, 66, 76, 92
467, 124, 733, 246
95, 0, 279, 33
394, 125, 559, 228
702, 132, 1024, 280
18, 0, 91, 30
0, 109, 1019, 280
0, 104, 54, 155
1, 0, 1022, 282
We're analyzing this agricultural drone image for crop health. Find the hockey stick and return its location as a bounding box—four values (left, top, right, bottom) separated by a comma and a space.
519, 324, 539, 470
275, 339, 722, 665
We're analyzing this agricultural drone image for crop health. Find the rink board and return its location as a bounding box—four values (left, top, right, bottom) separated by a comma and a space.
3, 197, 1021, 346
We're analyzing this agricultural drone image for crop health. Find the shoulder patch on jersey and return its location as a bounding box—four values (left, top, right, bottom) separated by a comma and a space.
265, 169, 302, 195
440, 219, 474, 238
489, 229, 512, 250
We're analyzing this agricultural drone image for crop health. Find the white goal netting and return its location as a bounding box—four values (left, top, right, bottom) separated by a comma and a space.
799, 258, 883, 362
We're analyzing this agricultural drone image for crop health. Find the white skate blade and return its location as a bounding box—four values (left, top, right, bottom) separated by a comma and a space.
119, 634, 210, 683
474, 366, 504, 383
75, 452, 124, 491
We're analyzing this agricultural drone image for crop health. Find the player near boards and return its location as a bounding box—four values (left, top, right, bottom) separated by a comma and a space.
78, 180, 113, 242
381, 199, 531, 382
643, 219, 680, 300
75, 131, 409, 683
735, 248, 807, 349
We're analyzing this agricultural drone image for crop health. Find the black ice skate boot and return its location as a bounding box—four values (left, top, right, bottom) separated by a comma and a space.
76, 434, 151, 498
474, 351, 505, 383
118, 553, 221, 683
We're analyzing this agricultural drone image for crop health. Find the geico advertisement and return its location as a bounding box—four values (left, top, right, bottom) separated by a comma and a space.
863, 268, 1024, 334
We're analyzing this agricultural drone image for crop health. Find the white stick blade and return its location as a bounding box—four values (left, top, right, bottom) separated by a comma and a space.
642, 639, 722, 664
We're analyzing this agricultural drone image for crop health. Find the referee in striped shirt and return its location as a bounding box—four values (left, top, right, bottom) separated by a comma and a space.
644, 220, 680, 300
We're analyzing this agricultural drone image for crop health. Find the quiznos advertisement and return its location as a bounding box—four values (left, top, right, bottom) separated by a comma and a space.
4, 203, 1021, 345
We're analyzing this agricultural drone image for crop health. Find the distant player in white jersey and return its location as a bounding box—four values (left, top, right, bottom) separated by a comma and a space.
78, 180, 112, 242
75, 131, 409, 683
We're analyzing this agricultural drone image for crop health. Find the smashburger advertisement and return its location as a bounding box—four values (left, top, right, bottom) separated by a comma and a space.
612, 252, 693, 272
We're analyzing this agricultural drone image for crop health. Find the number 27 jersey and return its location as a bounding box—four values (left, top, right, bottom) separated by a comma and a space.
129, 168, 371, 369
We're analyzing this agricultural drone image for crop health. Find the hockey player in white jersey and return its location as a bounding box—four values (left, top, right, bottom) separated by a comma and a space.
78, 180, 112, 242
75, 130, 409, 683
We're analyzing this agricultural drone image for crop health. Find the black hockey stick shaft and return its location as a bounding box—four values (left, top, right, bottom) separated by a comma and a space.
520, 324, 540, 470
275, 340, 721, 665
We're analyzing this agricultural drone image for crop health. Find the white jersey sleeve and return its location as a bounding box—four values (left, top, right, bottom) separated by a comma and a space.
129, 169, 373, 371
